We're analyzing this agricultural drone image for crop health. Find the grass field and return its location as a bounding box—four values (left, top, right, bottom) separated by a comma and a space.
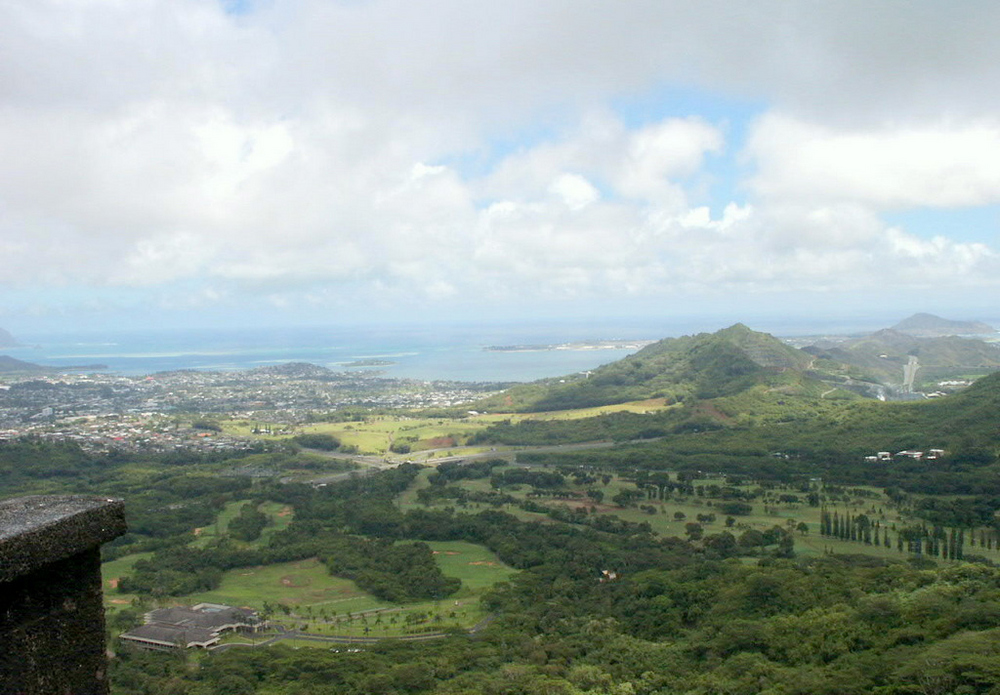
395, 467, 434, 509
427, 540, 519, 594
183, 557, 384, 612
512, 398, 673, 421
102, 552, 152, 611
219, 398, 674, 456
191, 500, 295, 548
111, 528, 518, 639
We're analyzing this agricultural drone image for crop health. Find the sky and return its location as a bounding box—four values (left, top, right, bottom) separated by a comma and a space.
2, 0, 1000, 334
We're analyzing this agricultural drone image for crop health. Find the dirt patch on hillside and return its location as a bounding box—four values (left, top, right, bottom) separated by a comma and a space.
280, 575, 310, 588
692, 402, 734, 424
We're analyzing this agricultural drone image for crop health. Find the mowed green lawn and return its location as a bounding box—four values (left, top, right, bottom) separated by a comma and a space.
183, 557, 388, 613
122, 537, 517, 639
102, 551, 153, 611
181, 541, 516, 611
192, 499, 295, 548
220, 398, 675, 456
427, 540, 518, 595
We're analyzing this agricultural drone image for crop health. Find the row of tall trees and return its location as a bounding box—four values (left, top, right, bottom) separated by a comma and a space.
820, 509, 976, 561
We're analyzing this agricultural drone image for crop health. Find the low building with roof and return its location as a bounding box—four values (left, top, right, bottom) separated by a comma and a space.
119, 602, 262, 651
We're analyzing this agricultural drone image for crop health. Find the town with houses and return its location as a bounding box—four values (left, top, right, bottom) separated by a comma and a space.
0, 363, 500, 452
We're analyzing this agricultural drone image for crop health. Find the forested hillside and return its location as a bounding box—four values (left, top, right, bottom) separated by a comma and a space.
107, 466, 1000, 695
805, 329, 1000, 385
476, 324, 863, 412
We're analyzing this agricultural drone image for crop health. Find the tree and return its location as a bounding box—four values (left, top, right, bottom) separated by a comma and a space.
738, 529, 766, 548
228, 503, 268, 542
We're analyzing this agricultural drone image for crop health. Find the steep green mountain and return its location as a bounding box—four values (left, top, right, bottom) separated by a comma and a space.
804, 329, 1000, 386
893, 312, 995, 336
479, 324, 855, 412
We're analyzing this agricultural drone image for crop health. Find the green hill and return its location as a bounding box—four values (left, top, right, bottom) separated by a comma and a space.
479, 324, 849, 412
804, 329, 1000, 386
849, 369, 1000, 450
690, 368, 1000, 460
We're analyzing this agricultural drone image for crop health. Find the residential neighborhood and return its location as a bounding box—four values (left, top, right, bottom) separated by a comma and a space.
0, 363, 500, 451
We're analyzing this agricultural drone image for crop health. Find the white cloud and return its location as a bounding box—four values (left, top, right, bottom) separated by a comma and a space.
548, 174, 599, 211
748, 114, 1000, 208
2, 0, 1000, 325
615, 118, 723, 204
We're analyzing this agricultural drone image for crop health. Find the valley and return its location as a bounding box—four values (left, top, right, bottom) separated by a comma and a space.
4, 317, 1000, 694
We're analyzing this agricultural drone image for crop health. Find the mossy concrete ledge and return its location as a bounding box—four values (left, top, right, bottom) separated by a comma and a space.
0, 495, 127, 695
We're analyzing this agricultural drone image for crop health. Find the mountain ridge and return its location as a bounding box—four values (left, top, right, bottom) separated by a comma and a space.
803, 326, 1000, 388
0, 327, 21, 348
477, 323, 856, 412
892, 312, 995, 337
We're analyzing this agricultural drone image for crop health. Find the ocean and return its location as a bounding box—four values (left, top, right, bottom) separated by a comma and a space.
3, 315, 911, 383
3, 321, 671, 383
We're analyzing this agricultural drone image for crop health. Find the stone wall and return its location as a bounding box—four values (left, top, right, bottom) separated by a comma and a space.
0, 496, 127, 695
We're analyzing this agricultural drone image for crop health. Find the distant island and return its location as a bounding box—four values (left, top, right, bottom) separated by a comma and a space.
0, 355, 108, 373
484, 339, 655, 353
892, 312, 995, 337
342, 358, 396, 368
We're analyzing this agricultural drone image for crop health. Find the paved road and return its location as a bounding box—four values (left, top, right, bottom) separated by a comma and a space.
211, 626, 473, 652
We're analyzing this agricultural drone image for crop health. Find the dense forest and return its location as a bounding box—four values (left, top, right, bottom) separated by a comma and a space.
473, 325, 862, 412
110, 497, 1000, 694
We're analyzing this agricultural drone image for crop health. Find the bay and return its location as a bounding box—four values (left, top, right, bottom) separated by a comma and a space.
3, 321, 673, 383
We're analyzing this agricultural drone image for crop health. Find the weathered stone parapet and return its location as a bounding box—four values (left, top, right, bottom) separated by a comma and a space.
0, 495, 127, 695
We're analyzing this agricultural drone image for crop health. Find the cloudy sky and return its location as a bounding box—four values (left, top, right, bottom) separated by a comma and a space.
2, 0, 999, 333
